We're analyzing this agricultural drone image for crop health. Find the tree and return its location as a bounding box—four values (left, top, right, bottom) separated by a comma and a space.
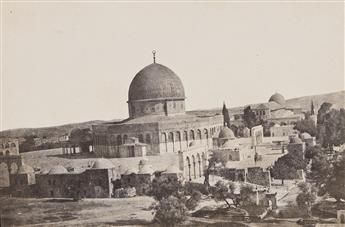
311, 101, 315, 115
304, 145, 323, 160
317, 102, 332, 125
271, 153, 307, 185
239, 184, 254, 205
204, 154, 228, 188
153, 196, 188, 226
151, 177, 183, 201
151, 177, 202, 226
325, 155, 345, 205
185, 190, 202, 210
222, 102, 231, 128
296, 182, 316, 217
294, 118, 317, 136
243, 106, 258, 129
309, 151, 332, 187
211, 180, 238, 209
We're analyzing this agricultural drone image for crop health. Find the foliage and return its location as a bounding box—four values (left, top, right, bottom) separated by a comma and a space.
294, 118, 317, 136
296, 182, 316, 217
317, 103, 345, 149
317, 102, 332, 125
153, 196, 188, 226
239, 184, 254, 205
150, 177, 183, 201
151, 177, 203, 225
304, 145, 323, 160
271, 153, 307, 184
309, 151, 332, 188
243, 106, 258, 129
211, 180, 238, 208
324, 155, 345, 204
204, 154, 228, 188
185, 190, 202, 210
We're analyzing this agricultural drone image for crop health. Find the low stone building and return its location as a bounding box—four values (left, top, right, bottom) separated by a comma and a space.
211, 127, 253, 162
161, 165, 184, 182
219, 167, 271, 187
36, 159, 118, 198
120, 159, 154, 195
0, 138, 19, 156
9, 164, 36, 197
270, 124, 297, 137
300, 132, 316, 147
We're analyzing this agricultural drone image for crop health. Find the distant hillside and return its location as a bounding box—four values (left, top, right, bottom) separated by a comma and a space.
189, 90, 345, 116
1, 90, 343, 141
0, 120, 107, 139
285, 90, 345, 111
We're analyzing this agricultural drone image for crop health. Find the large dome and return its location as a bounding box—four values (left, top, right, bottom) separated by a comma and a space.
269, 93, 286, 106
128, 63, 185, 101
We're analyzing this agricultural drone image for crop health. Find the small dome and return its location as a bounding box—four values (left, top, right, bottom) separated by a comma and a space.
221, 140, 239, 149
138, 165, 154, 174
48, 165, 68, 175
163, 165, 181, 174
17, 164, 34, 174
218, 127, 235, 139
92, 159, 115, 169
301, 132, 312, 139
290, 136, 303, 144
269, 92, 286, 106
123, 168, 138, 175
128, 63, 185, 102
273, 123, 281, 127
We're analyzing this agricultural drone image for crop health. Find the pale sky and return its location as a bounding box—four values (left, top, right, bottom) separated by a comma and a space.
1, 2, 344, 130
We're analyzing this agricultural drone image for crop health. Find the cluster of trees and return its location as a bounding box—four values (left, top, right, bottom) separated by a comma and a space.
271, 153, 308, 185
294, 118, 317, 137
296, 182, 317, 217
307, 145, 345, 205
316, 103, 345, 149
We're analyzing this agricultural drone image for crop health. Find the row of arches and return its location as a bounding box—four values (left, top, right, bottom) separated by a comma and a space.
0, 150, 11, 156
94, 133, 152, 147
0, 143, 16, 149
161, 126, 221, 153
184, 152, 207, 181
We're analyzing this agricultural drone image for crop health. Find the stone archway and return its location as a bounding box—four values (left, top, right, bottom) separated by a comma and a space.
0, 155, 23, 187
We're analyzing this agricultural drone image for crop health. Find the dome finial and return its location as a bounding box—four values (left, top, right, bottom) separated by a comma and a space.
152, 50, 156, 63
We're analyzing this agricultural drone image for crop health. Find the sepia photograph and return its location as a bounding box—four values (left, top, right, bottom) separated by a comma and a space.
0, 1, 344, 226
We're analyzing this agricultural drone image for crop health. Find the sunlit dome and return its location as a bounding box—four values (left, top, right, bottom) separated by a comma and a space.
128, 63, 185, 102
269, 92, 286, 106
48, 165, 68, 175
92, 159, 115, 169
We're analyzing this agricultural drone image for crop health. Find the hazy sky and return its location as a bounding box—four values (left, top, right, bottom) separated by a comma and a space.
1, 2, 344, 130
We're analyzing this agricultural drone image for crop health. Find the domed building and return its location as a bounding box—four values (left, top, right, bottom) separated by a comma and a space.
246, 92, 304, 125
92, 53, 223, 157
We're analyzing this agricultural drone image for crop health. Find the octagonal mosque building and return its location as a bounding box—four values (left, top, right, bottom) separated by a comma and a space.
92, 55, 223, 157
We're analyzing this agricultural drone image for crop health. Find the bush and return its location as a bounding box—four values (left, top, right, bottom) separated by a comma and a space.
153, 196, 188, 226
